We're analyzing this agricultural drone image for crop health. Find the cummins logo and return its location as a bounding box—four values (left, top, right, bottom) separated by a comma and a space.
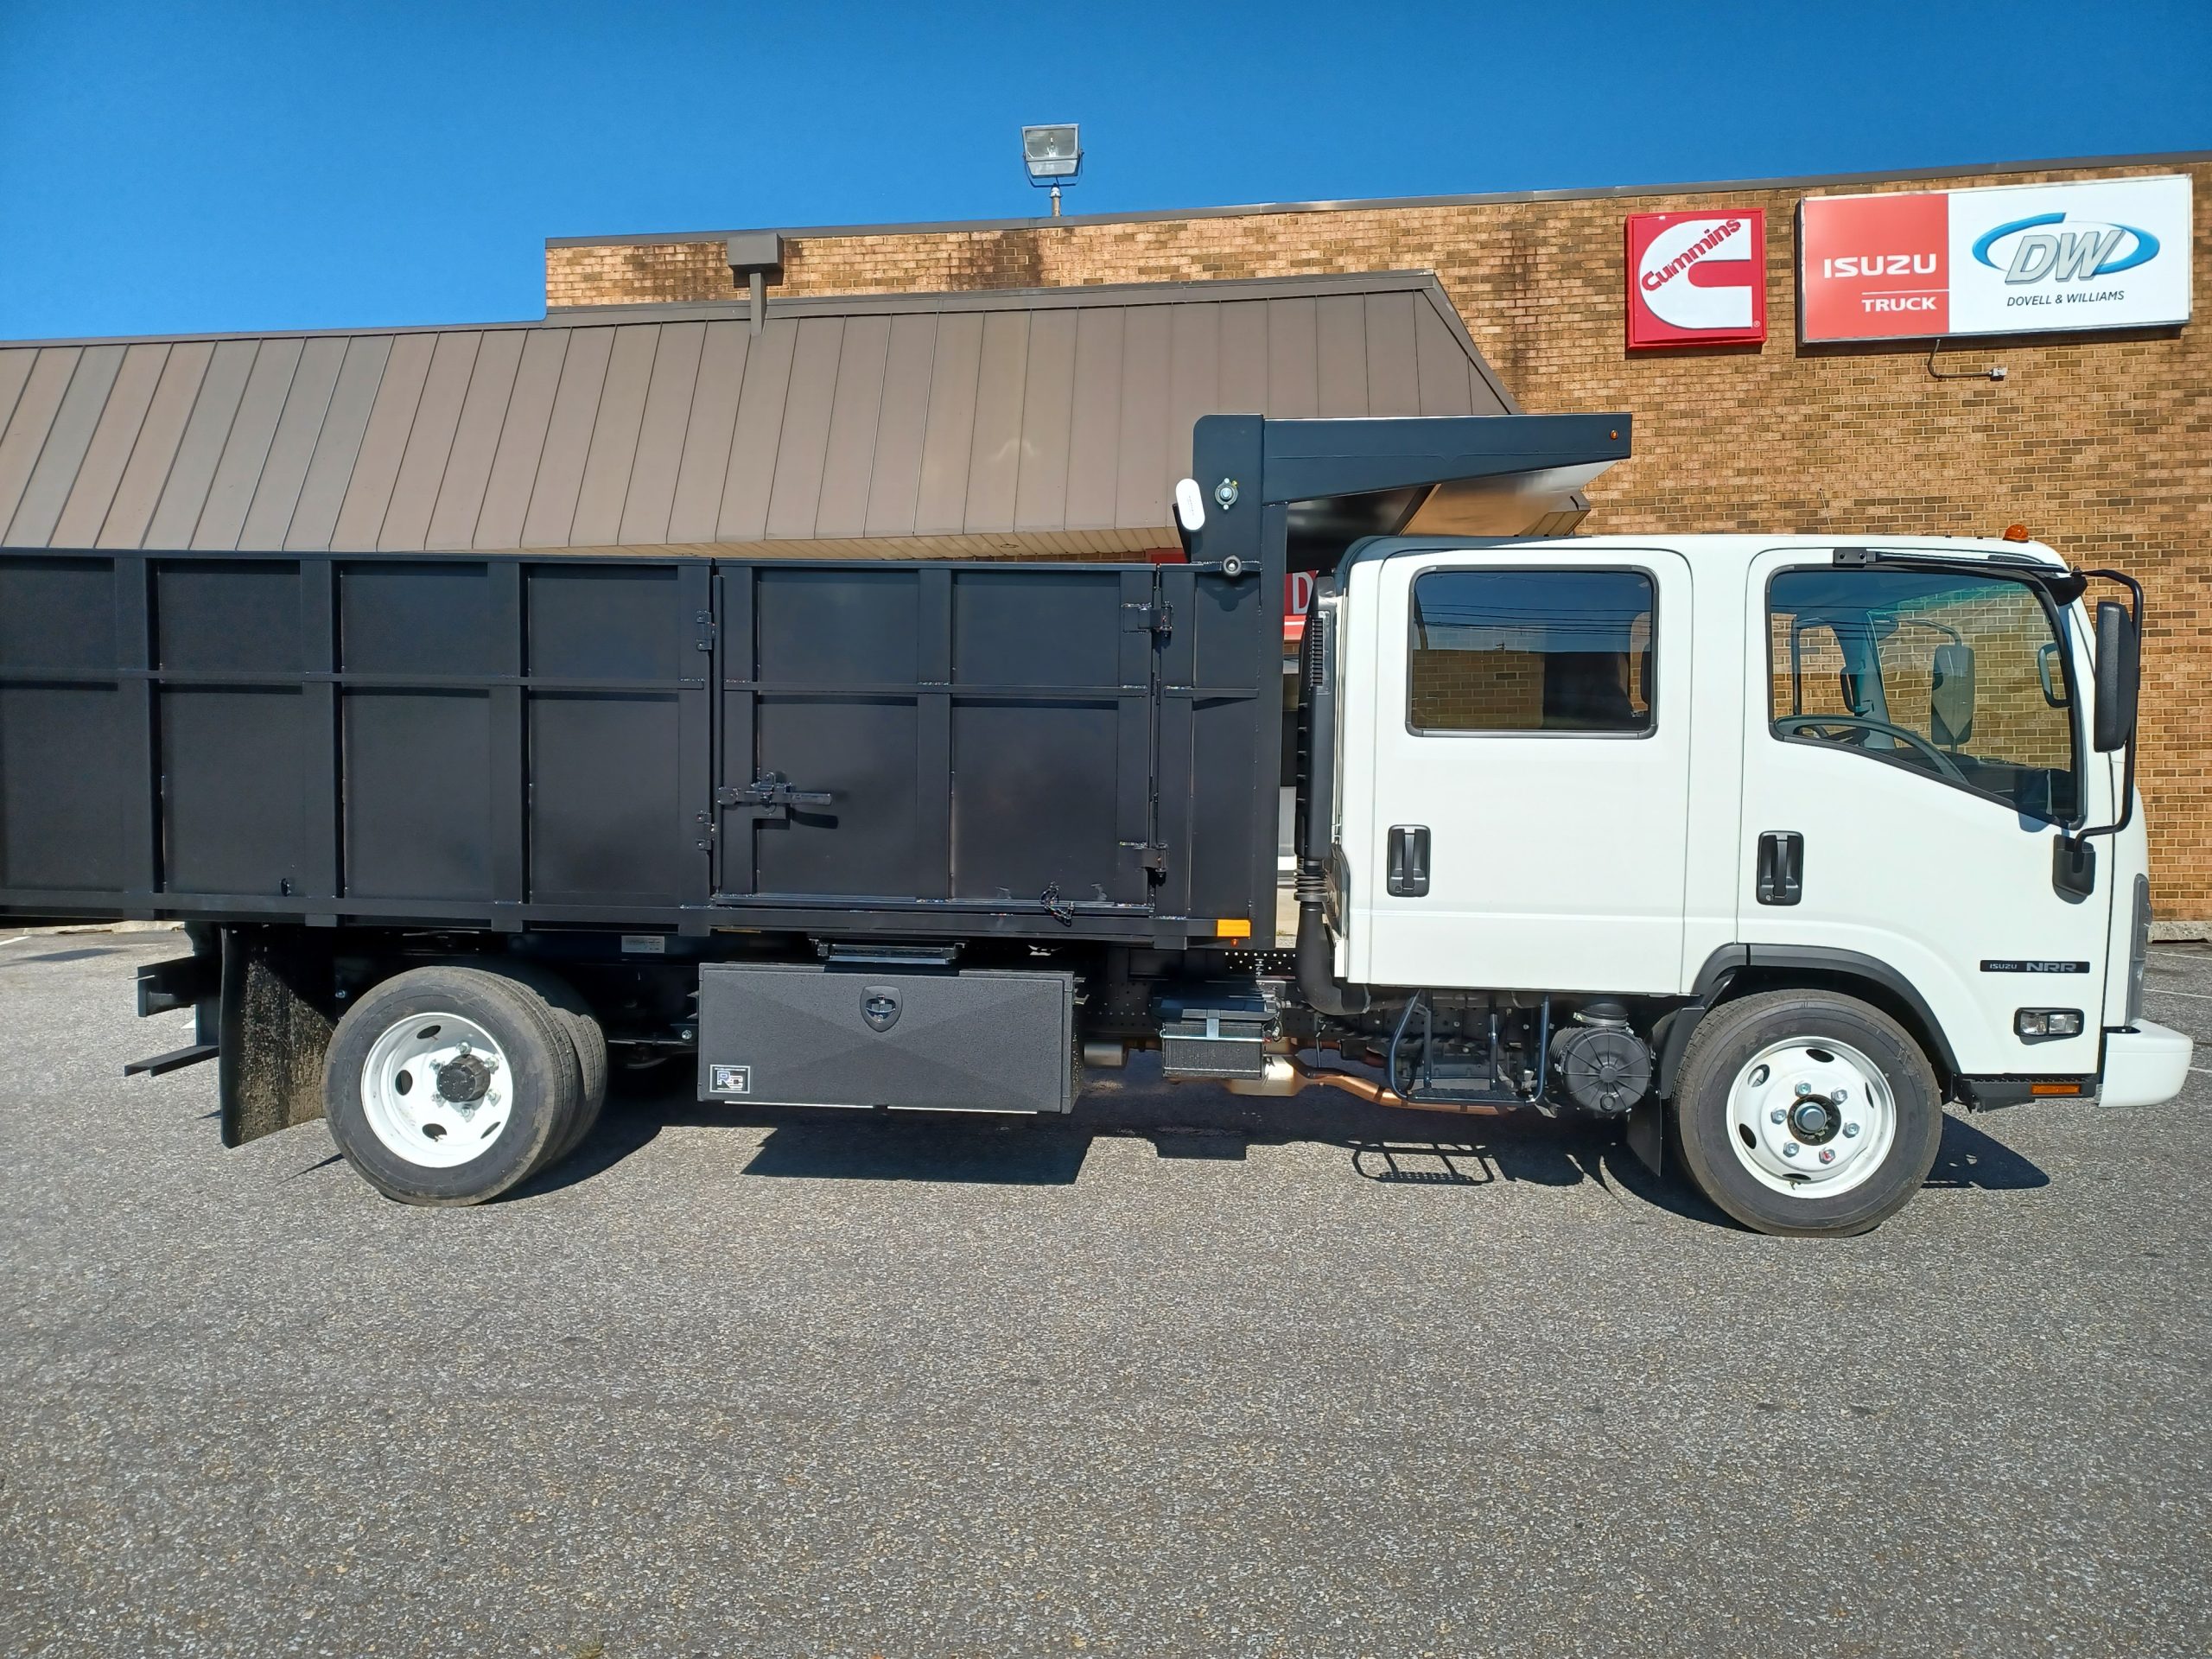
1624, 210, 1767, 350
1972, 213, 2161, 283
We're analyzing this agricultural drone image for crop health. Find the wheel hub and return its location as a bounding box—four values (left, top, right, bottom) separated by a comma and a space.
1789, 1096, 1841, 1144
1725, 1038, 1897, 1199
359, 1013, 513, 1170
435, 1051, 492, 1106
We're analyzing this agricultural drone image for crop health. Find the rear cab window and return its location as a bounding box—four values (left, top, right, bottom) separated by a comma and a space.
1408, 569, 1655, 735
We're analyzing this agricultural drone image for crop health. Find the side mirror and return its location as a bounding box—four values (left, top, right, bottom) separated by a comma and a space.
2093, 599, 2139, 753
1929, 642, 1975, 748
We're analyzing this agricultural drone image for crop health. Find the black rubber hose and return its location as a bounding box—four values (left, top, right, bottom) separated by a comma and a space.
1295, 875, 1368, 1017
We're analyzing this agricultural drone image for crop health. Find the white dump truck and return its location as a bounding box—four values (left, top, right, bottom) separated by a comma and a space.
2, 413, 2187, 1234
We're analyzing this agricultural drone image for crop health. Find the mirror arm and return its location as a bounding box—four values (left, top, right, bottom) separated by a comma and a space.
2068, 568, 2145, 847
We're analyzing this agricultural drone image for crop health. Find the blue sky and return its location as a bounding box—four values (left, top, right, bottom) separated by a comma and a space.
2, 0, 2205, 340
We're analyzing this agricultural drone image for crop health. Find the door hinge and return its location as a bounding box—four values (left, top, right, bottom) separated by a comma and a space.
1122, 601, 1173, 638
1120, 840, 1168, 876
695, 610, 718, 652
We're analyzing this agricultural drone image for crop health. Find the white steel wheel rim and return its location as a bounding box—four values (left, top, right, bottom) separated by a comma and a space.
359, 1011, 515, 1169
1723, 1037, 1897, 1199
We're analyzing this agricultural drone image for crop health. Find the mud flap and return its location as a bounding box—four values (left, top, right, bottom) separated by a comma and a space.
219, 927, 337, 1148
1625, 1092, 1664, 1179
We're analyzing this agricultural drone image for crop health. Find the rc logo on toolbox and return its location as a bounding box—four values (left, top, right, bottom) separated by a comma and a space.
1624, 210, 1767, 349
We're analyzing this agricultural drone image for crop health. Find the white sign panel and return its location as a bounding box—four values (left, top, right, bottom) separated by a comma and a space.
1800, 174, 2193, 341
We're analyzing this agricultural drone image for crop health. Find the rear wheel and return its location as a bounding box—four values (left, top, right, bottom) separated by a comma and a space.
1674, 988, 1942, 1236
324, 966, 579, 1205
493, 961, 608, 1165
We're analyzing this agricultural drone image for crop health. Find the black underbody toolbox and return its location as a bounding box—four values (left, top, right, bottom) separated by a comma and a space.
696, 962, 1075, 1113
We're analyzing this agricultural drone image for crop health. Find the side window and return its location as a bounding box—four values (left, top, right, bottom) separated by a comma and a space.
1769, 565, 2078, 823
1408, 569, 1655, 734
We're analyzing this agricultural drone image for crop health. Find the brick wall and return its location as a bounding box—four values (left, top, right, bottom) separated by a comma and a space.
548, 159, 2212, 917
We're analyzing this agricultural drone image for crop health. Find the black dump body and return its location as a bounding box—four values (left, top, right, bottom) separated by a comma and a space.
0, 415, 1627, 948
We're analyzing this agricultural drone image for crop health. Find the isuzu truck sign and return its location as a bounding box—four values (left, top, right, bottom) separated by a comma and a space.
1799, 175, 2191, 341
1624, 210, 1767, 348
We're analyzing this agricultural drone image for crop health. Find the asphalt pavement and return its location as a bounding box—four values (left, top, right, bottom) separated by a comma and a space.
3, 930, 2208, 1657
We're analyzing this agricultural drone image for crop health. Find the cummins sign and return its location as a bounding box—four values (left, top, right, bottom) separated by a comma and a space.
1798, 175, 2192, 342
1624, 210, 1768, 349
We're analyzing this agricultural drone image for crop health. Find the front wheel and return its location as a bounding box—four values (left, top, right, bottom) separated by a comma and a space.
1674, 988, 1943, 1237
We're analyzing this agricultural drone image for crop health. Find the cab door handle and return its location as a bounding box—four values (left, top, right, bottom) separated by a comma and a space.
1757, 831, 1803, 906
1388, 825, 1431, 897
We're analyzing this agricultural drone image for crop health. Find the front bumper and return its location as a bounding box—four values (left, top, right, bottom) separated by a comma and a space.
2101, 1020, 2194, 1109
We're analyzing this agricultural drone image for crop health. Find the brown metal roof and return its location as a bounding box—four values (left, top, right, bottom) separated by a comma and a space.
0, 272, 1515, 557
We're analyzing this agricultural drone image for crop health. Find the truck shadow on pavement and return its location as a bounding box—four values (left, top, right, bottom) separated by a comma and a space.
515, 1071, 2048, 1229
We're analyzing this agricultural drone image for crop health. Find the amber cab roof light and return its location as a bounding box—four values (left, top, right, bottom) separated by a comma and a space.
2001, 523, 2033, 543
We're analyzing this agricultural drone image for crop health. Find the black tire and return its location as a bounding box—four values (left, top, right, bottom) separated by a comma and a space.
323, 965, 579, 1206
1673, 988, 1943, 1237
493, 961, 608, 1165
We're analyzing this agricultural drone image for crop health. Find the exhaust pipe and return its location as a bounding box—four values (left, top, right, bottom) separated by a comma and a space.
1293, 588, 1369, 1020
1225, 1055, 1507, 1116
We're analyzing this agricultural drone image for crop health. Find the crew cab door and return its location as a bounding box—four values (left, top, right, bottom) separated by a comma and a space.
1738, 550, 2110, 1077
1351, 546, 1694, 995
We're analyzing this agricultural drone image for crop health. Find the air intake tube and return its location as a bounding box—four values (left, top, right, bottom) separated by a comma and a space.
1296, 875, 1369, 1017
1294, 585, 1369, 1018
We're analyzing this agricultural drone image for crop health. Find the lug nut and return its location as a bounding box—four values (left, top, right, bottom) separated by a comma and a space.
1843, 1122, 1861, 1139
1819, 1148, 1835, 1164
1783, 1143, 1801, 1158
1796, 1081, 1813, 1096
1770, 1108, 1787, 1125
1832, 1085, 1848, 1103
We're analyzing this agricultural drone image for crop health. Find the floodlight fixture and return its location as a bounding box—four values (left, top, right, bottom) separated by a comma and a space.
1021, 124, 1082, 216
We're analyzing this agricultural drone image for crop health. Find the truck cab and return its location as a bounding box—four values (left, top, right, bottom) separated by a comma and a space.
1298, 532, 2191, 1231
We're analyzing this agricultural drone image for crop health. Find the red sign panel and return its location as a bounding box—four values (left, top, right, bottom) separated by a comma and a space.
1284, 569, 1314, 645
1798, 192, 1948, 340
1624, 210, 1767, 349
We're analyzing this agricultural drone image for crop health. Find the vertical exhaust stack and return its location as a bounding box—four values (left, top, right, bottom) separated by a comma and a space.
1293, 582, 1368, 1017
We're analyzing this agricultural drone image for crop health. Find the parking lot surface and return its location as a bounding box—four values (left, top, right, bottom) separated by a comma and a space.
3, 931, 2208, 1657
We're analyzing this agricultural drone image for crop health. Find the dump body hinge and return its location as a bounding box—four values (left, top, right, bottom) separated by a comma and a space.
137, 950, 220, 1017
1120, 839, 1168, 876
128, 942, 223, 1077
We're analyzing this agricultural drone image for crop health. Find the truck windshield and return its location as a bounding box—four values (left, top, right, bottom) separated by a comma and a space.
1769, 565, 2078, 823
